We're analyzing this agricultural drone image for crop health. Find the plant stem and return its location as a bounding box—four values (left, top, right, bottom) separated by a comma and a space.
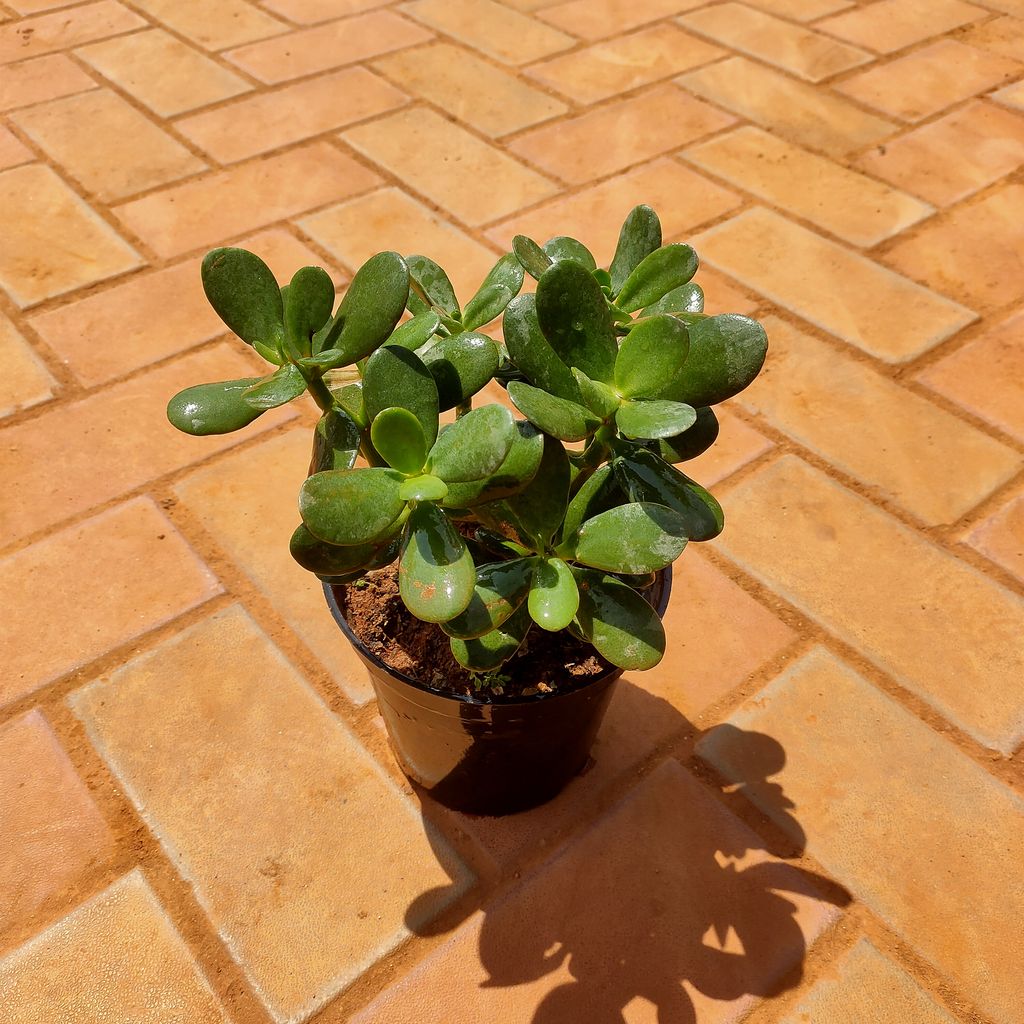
302, 368, 335, 414
455, 399, 472, 419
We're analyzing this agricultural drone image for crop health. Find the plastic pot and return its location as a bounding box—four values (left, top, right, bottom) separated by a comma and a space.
322, 569, 672, 816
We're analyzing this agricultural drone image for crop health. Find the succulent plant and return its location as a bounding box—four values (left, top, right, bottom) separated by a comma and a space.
167, 205, 767, 677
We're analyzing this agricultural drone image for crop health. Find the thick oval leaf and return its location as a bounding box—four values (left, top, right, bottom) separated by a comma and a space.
167, 377, 264, 435
642, 281, 704, 316
614, 314, 690, 399
420, 331, 499, 410
561, 463, 625, 542
297, 348, 349, 371
242, 363, 308, 409
442, 558, 534, 639
427, 404, 515, 482
502, 293, 581, 402
389, 310, 441, 351
615, 399, 697, 440
333, 251, 410, 364
450, 604, 531, 671
615, 448, 724, 541
512, 234, 552, 280
571, 502, 687, 573
543, 235, 597, 271
508, 380, 599, 442
333, 380, 366, 428
609, 205, 662, 296
399, 502, 475, 623
572, 568, 665, 670
441, 420, 544, 507
572, 367, 619, 419
615, 243, 698, 314
363, 344, 440, 447
528, 557, 579, 631
653, 406, 719, 463
407, 254, 459, 318
535, 259, 618, 383
371, 407, 427, 475
663, 314, 768, 407
312, 407, 361, 472
284, 265, 334, 358
399, 474, 448, 502
289, 523, 400, 578
201, 248, 284, 353
299, 467, 406, 545
462, 253, 524, 331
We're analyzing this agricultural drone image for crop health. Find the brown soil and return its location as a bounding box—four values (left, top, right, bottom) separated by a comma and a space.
337, 564, 609, 699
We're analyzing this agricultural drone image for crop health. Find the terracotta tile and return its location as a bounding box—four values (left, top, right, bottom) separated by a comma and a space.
837, 39, 1021, 123
856, 100, 1024, 207
819, 0, 987, 54
299, 186, 498, 301
0, 312, 54, 417
698, 646, 1024, 1022
0, 498, 221, 707
965, 487, 1024, 584
0, 871, 228, 1023
374, 41, 566, 137
683, 407, 773, 485
526, 23, 723, 104
884, 184, 1024, 310
741, 0, 852, 19
114, 141, 378, 258
173, 430, 377, 706
740, 317, 1019, 524
960, 14, 1024, 61
129, 0, 286, 50
0, 710, 115, 934
343, 107, 557, 226
694, 208, 977, 363
355, 761, 841, 1024
0, 53, 95, 112
76, 28, 252, 117
678, 56, 895, 157
262, 0, 392, 22
487, 158, 742, 264
72, 606, 473, 1023
0, 343, 293, 545
0, 1, 145, 63
982, 0, 1024, 13
510, 84, 735, 184
11, 89, 205, 202
681, 2, 870, 82
916, 310, 1024, 443
8, 0, 93, 10
224, 10, 431, 84
698, 267, 759, 317
717, 457, 1024, 753
0, 164, 140, 308
539, 0, 706, 40
0, 124, 31, 169
685, 126, 931, 247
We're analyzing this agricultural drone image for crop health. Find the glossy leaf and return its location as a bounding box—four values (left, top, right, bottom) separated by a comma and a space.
332, 251, 410, 364
388, 310, 441, 351
420, 331, 499, 410
462, 253, 524, 330
363, 344, 440, 447
299, 467, 406, 545
528, 557, 579, 631
289, 522, 400, 578
561, 463, 624, 542
615, 243, 698, 314
512, 234, 552, 280
609, 205, 662, 296
297, 348, 349, 371
399, 474, 448, 502
572, 368, 619, 419
407, 254, 460, 318
502, 293, 581, 402
441, 420, 544, 507
333, 380, 366, 428
370, 407, 427, 475
653, 406, 719, 463
284, 265, 334, 358
167, 377, 264, 436
642, 281, 703, 316
535, 259, 618, 383
543, 235, 597, 271
508, 380, 599, 442
201, 248, 284, 354
427, 404, 515, 482
573, 568, 665, 670
442, 558, 534, 639
615, 399, 697, 440
570, 502, 686, 573
450, 604, 531, 671
614, 314, 690, 399
241, 363, 307, 410
312, 407, 361, 473
399, 501, 475, 623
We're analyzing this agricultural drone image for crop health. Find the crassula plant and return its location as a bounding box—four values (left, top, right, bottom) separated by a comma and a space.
167, 206, 767, 681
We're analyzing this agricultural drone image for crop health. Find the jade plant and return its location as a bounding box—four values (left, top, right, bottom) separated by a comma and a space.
167, 206, 767, 678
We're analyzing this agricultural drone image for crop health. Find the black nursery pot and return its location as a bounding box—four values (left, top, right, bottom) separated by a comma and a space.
323, 569, 672, 817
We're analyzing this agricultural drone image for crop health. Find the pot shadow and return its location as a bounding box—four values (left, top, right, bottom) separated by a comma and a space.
399, 682, 850, 1023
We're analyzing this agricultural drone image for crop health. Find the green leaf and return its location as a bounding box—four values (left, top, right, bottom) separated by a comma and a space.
442, 558, 534, 639
420, 331, 499, 411
662, 314, 768, 407
167, 377, 265, 435
363, 344, 440, 448
570, 502, 687, 573
512, 234, 552, 280
399, 474, 448, 502
508, 380, 599, 442
462, 253, 524, 331
441, 420, 544, 507
312, 407, 361, 472
333, 380, 366, 428
528, 557, 578, 631
450, 604, 531, 671
561, 463, 624, 542
573, 568, 665, 670
502, 293, 581, 402
399, 502, 475, 623
201, 248, 284, 354
609, 205, 662, 296
615, 448, 724, 540
289, 522, 401, 579
332, 251, 410, 363
284, 265, 334, 358
388, 310, 441, 351
297, 348, 349, 371
615, 399, 697, 440
614, 314, 690, 399
652, 406, 719, 463
543, 235, 597, 271
427, 404, 515, 482
241, 363, 307, 409
642, 282, 704, 316
615, 243, 698, 314
407, 254, 460, 318
535, 259, 618, 383
572, 368, 619, 419
370, 407, 428, 475
299, 467, 406, 545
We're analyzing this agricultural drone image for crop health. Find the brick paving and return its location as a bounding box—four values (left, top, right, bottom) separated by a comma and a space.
0, 1, 1021, 1022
